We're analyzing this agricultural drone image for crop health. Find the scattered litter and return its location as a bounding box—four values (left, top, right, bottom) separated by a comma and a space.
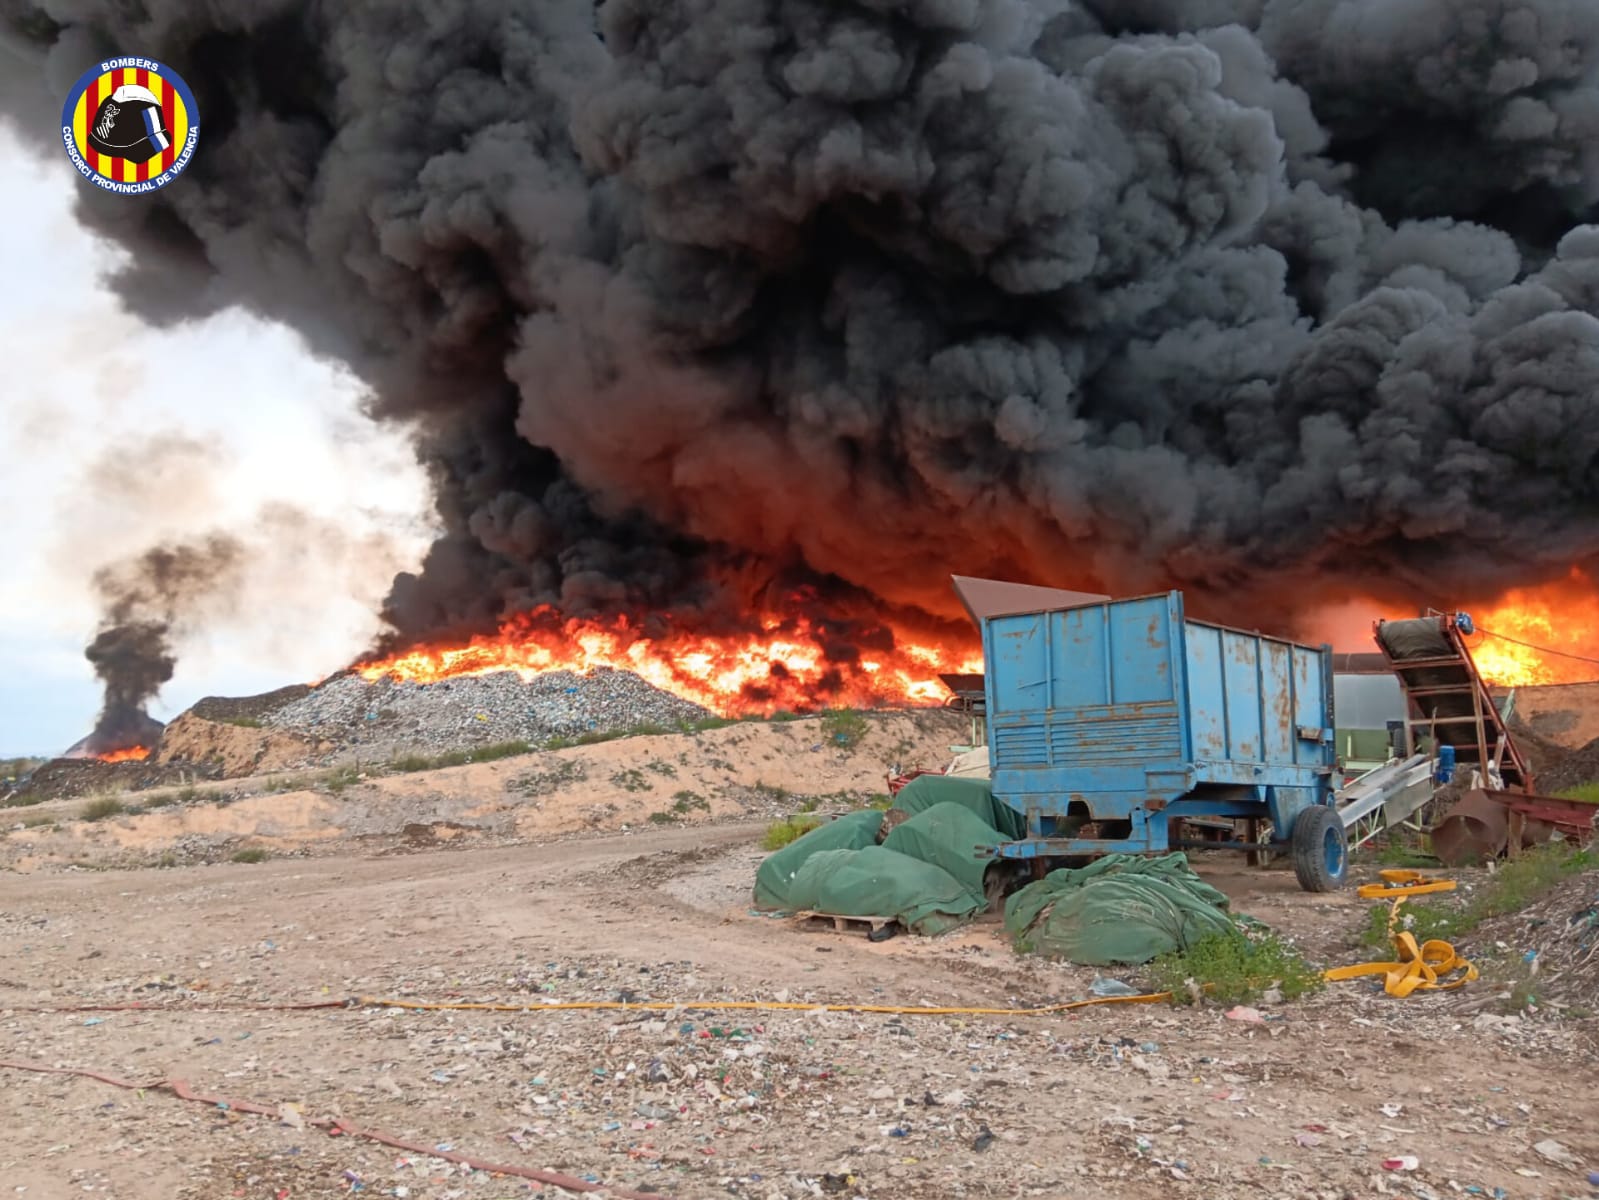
1383, 1156, 1420, 1172
1532, 1139, 1580, 1169
1225, 1006, 1266, 1024
1090, 978, 1141, 998
972, 1125, 995, 1153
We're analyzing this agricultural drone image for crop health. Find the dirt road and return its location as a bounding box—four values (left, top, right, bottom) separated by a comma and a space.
3, 820, 1596, 1200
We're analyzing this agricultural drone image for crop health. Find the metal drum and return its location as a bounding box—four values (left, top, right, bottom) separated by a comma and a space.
1431, 789, 1510, 866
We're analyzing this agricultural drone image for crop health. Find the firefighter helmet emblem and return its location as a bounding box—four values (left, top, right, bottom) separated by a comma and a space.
61, 57, 200, 193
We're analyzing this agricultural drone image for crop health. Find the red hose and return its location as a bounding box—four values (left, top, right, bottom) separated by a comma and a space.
0, 1058, 673, 1200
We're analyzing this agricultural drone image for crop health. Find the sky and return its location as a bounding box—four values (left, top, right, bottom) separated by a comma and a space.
0, 125, 435, 756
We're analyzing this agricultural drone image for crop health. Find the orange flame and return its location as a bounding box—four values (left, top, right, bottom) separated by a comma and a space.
95, 746, 152, 764
1462, 568, 1599, 688
356, 605, 983, 715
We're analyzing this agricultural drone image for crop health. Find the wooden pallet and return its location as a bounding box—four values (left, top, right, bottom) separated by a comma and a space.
792, 910, 895, 935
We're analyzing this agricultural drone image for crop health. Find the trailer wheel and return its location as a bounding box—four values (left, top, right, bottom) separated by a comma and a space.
1291, 805, 1347, 892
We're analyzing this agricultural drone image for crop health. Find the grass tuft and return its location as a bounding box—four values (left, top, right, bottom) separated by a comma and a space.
682, 716, 739, 733
611, 768, 651, 793
543, 725, 671, 750
320, 766, 363, 795
1372, 838, 1437, 868
1360, 843, 1597, 949
645, 792, 712, 826
390, 740, 534, 773
1149, 926, 1324, 1007
1557, 783, 1599, 805
761, 815, 824, 851
80, 796, 126, 822
145, 785, 201, 809
819, 708, 869, 749
390, 753, 444, 773
230, 847, 269, 864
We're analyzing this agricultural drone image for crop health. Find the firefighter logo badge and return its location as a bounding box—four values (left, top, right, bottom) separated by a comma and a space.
61, 57, 200, 194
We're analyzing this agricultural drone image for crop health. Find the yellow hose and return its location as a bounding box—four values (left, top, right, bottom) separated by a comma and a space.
1325, 870, 1477, 997
353, 992, 1172, 1017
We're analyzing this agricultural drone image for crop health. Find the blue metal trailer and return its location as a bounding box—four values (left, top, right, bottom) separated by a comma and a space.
982, 590, 1348, 891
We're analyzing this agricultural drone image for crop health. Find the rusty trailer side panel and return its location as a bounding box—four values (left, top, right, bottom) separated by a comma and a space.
982, 591, 1336, 859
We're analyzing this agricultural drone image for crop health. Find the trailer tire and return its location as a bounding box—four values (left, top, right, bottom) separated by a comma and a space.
1291, 805, 1347, 892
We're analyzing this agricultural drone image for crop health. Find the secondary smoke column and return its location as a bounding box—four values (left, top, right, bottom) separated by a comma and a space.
1, 0, 1597, 651
82, 535, 243, 755
81, 620, 171, 756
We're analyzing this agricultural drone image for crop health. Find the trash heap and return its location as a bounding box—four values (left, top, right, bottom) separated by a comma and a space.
259, 668, 714, 761
1475, 866, 1599, 1013
754, 775, 1233, 964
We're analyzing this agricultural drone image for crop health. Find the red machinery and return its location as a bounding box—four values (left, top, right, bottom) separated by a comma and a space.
1374, 612, 1597, 864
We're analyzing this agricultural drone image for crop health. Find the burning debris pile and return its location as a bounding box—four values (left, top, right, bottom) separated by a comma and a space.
76, 616, 170, 762
3, 0, 1599, 697
351, 605, 984, 715
73, 537, 244, 763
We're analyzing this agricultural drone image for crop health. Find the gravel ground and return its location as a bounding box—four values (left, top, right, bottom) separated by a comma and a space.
2, 834, 1596, 1200
264, 669, 715, 763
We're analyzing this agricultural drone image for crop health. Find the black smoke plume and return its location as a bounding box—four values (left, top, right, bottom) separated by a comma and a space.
82, 536, 242, 753
4, 1, 1598, 662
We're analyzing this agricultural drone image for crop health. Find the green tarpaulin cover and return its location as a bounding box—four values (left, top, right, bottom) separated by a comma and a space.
1004, 853, 1233, 965
881, 802, 1003, 900
754, 785, 1233, 954
753, 809, 883, 911
890, 774, 1027, 840
786, 845, 985, 936
751, 801, 1000, 935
